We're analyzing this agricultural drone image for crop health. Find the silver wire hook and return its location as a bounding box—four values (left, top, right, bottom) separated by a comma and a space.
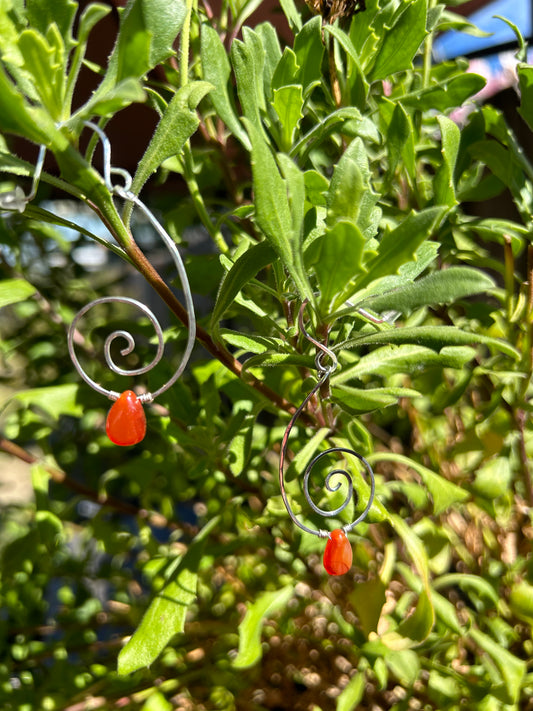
0, 144, 46, 212
66, 122, 196, 402
279, 302, 375, 538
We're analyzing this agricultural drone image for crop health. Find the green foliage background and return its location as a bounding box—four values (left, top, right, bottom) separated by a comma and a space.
0, 0, 532, 709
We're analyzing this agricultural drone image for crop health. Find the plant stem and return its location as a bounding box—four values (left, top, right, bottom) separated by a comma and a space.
0, 437, 183, 531
111, 231, 306, 419
183, 144, 230, 253
422, 0, 436, 89
180, 0, 195, 89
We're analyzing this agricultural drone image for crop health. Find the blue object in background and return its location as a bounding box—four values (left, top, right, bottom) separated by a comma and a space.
433, 0, 532, 61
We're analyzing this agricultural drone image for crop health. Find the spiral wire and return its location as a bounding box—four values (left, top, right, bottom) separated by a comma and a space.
279, 302, 375, 537
66, 122, 196, 402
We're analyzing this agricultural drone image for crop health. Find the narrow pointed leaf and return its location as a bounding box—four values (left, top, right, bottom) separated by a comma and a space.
337, 325, 519, 359
355, 207, 443, 290
0, 278, 36, 308
211, 241, 276, 326
369, 0, 428, 82
233, 585, 293, 668
118, 518, 219, 675
201, 23, 251, 149
361, 267, 495, 314
131, 81, 212, 195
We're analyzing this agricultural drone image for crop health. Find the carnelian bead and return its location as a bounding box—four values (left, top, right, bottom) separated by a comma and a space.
105, 390, 146, 446
323, 529, 352, 576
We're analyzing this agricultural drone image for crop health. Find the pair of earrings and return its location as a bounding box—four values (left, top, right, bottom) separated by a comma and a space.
1, 127, 375, 576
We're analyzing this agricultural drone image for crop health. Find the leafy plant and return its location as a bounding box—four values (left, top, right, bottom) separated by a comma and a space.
0, 0, 532, 709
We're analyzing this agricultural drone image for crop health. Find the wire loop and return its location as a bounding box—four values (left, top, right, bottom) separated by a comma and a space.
279, 302, 375, 537
0, 144, 46, 212
67, 122, 196, 402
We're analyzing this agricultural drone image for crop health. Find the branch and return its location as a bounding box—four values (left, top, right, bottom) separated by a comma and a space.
0, 437, 193, 533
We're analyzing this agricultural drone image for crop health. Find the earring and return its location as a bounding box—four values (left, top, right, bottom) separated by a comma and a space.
67, 122, 196, 446
279, 301, 375, 576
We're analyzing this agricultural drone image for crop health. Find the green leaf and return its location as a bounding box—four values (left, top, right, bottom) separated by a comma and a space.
24, 205, 131, 260
336, 325, 520, 360
200, 24, 251, 149
243, 352, 313, 371
369, 0, 428, 83
278, 152, 305, 243
436, 10, 493, 37
494, 15, 527, 62
70, 78, 146, 127
384, 101, 416, 180
220, 331, 281, 354
291, 107, 378, 164
361, 267, 495, 314
432, 591, 464, 634
140, 691, 173, 711
293, 16, 324, 95
6, 384, 82, 419
227, 411, 256, 476
469, 218, 527, 254
231, 32, 265, 133
355, 207, 443, 291
0, 278, 36, 308
307, 221, 365, 309
256, 22, 282, 101
333, 344, 477, 383
94, 0, 186, 103
350, 579, 386, 638
385, 649, 421, 687
373, 453, 469, 515
332, 385, 420, 414
517, 64, 533, 133
278, 0, 302, 33
233, 585, 293, 668
18, 27, 65, 117
336, 673, 365, 711
469, 140, 530, 222
434, 115, 461, 206
0, 64, 61, 144
326, 137, 379, 239
390, 514, 430, 592
117, 517, 219, 675
211, 241, 276, 326
64, 4, 111, 114
397, 590, 434, 642
402, 73, 486, 112
131, 81, 212, 195
245, 119, 312, 300
272, 47, 299, 91
469, 628, 526, 704
324, 24, 368, 106
433, 574, 499, 608
272, 84, 304, 151
509, 582, 533, 625
473, 457, 512, 499
26, 0, 77, 49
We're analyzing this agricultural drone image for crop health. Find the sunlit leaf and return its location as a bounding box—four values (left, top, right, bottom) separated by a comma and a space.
0, 278, 36, 308
233, 585, 293, 668
117, 517, 219, 675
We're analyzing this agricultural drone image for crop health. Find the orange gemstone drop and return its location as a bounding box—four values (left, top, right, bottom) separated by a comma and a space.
323, 529, 352, 576
106, 390, 146, 446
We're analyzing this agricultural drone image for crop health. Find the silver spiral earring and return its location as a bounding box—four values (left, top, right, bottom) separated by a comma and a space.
66, 122, 196, 446
279, 302, 375, 575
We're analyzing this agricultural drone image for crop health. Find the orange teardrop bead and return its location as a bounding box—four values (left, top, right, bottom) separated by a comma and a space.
323, 529, 352, 576
106, 390, 146, 446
